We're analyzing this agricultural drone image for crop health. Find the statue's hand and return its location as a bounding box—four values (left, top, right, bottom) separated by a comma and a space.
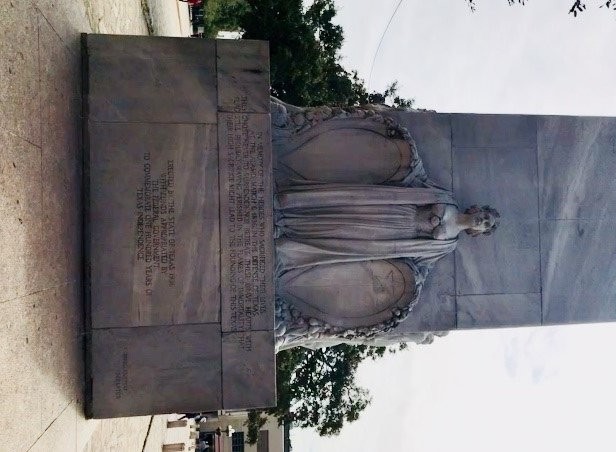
432, 225, 447, 240
430, 215, 441, 227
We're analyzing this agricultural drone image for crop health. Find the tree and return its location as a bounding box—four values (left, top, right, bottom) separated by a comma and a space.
466, 0, 616, 16
237, 0, 413, 108
244, 410, 267, 445
567, 0, 616, 16
271, 345, 380, 436
199, 0, 413, 108
244, 343, 408, 444
238, 0, 356, 106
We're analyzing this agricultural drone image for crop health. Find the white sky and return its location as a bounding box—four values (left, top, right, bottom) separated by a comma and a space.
292, 1, 616, 451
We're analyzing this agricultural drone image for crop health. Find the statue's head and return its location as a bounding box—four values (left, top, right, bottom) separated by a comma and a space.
464, 205, 500, 237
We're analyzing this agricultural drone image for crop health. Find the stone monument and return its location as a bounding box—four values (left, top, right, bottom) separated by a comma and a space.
84, 33, 616, 418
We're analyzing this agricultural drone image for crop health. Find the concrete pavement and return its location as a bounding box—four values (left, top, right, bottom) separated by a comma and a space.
0, 1, 191, 450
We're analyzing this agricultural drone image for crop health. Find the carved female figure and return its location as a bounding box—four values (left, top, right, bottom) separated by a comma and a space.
271, 99, 499, 350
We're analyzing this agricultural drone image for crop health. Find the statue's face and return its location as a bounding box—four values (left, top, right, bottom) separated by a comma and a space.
469, 210, 496, 235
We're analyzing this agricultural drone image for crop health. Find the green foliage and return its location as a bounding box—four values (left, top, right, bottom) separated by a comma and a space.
466, 0, 616, 16
197, 0, 248, 37
367, 81, 415, 109
200, 0, 413, 108
244, 410, 267, 445
238, 0, 355, 106
262, 344, 406, 436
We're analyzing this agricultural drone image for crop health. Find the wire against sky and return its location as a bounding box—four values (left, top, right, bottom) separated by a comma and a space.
367, 0, 405, 90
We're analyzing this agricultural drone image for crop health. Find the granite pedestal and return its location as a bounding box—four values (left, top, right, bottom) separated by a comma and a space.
83, 34, 275, 418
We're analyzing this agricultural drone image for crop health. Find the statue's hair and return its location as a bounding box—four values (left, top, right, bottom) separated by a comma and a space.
464, 205, 500, 236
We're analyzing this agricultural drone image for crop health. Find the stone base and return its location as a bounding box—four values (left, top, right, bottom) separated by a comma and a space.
82, 34, 275, 418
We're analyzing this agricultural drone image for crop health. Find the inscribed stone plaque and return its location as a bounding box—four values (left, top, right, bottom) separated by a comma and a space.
222, 331, 276, 409
85, 34, 276, 419
90, 324, 222, 418
85, 34, 217, 123
88, 122, 220, 328
218, 113, 274, 333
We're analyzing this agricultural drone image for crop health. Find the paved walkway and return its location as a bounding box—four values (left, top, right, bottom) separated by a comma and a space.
0, 1, 190, 450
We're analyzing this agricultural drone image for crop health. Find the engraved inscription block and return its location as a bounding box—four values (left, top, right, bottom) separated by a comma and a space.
89, 122, 220, 328
90, 324, 222, 418
222, 331, 276, 409
219, 112, 274, 333
85, 34, 276, 418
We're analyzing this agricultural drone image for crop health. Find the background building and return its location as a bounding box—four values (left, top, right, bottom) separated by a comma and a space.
199, 411, 287, 452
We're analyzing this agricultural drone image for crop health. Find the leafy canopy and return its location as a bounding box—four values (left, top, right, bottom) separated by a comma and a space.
245, 343, 407, 442
200, 0, 414, 108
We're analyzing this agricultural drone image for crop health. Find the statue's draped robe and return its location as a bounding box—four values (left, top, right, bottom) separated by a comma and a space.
275, 184, 458, 274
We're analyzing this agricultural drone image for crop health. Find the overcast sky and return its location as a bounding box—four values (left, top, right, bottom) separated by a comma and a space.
292, 1, 616, 451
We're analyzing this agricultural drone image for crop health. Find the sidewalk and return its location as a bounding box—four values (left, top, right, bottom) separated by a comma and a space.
0, 1, 190, 450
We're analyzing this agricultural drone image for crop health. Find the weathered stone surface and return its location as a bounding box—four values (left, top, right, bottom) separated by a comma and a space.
452, 116, 540, 296
457, 293, 541, 329
0, 296, 45, 452
455, 220, 540, 295
0, 1, 41, 145
90, 325, 222, 418
86, 34, 217, 123
395, 112, 452, 190
278, 259, 416, 329
541, 220, 616, 323
34, 0, 92, 51
222, 331, 276, 409
89, 122, 220, 328
219, 113, 274, 333
453, 141, 538, 220
393, 253, 456, 332
29, 401, 78, 452
452, 114, 537, 149
1, 4, 188, 449
217, 39, 270, 114
40, 14, 83, 288
537, 116, 616, 325
36, 283, 84, 430
538, 116, 616, 220
0, 129, 44, 303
